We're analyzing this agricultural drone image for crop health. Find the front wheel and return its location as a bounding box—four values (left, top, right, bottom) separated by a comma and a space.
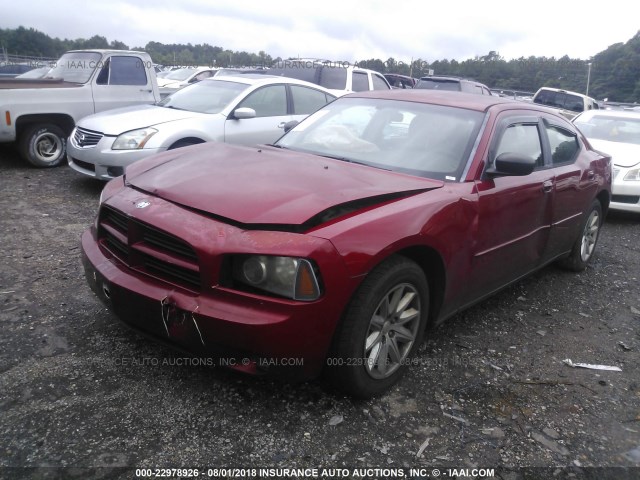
19, 124, 67, 167
558, 199, 602, 272
326, 255, 429, 398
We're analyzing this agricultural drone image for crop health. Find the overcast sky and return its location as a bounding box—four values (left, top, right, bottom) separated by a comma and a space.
3, 0, 639, 63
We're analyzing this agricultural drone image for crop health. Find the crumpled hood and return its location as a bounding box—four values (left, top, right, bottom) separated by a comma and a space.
77, 104, 203, 135
588, 139, 640, 168
125, 143, 443, 226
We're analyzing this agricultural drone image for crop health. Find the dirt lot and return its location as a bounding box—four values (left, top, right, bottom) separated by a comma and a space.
1, 144, 640, 480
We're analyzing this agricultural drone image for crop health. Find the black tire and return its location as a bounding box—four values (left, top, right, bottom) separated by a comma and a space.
558, 199, 602, 272
326, 255, 429, 398
18, 124, 67, 168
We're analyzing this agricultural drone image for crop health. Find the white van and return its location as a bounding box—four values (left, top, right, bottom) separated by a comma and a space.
532, 87, 599, 120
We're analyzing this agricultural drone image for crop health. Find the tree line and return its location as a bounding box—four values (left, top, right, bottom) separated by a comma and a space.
1, 26, 638, 102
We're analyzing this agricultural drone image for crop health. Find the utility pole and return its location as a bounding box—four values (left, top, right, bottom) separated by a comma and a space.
586, 62, 592, 96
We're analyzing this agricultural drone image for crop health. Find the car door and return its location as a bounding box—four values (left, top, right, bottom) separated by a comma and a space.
541, 116, 596, 257
91, 55, 157, 113
469, 114, 554, 299
223, 84, 293, 146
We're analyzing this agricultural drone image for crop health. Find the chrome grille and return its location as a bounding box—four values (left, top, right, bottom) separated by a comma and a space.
73, 127, 103, 148
97, 205, 201, 290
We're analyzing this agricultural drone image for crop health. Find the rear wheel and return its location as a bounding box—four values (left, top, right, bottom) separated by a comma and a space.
558, 199, 602, 272
19, 124, 67, 167
326, 256, 429, 398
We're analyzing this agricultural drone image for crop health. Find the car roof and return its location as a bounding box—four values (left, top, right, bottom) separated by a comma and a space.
576, 109, 640, 120
66, 49, 147, 56
419, 75, 464, 81
344, 89, 529, 112
535, 87, 595, 100
201, 74, 337, 95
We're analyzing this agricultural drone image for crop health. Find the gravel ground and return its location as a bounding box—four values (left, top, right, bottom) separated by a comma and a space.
1, 144, 640, 480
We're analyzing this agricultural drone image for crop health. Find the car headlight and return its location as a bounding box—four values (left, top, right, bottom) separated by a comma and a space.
229, 255, 322, 301
623, 168, 640, 181
112, 128, 158, 150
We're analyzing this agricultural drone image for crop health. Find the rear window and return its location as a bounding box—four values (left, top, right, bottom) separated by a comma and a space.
372, 73, 391, 90
269, 67, 317, 84
534, 90, 585, 113
415, 79, 461, 91
46, 52, 102, 83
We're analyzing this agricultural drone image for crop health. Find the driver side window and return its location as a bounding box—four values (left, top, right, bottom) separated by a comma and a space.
495, 123, 544, 168
237, 85, 287, 117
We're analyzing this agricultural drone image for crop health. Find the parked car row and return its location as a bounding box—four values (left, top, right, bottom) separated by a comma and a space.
573, 109, 640, 213
1, 49, 634, 399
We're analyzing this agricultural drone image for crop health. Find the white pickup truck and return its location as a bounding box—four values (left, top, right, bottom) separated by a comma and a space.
0, 49, 161, 167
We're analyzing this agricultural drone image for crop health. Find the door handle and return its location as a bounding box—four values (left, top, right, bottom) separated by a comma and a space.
542, 180, 553, 193
140, 89, 152, 93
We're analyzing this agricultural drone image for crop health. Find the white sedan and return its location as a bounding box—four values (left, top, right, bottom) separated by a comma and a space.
573, 109, 640, 214
67, 75, 337, 180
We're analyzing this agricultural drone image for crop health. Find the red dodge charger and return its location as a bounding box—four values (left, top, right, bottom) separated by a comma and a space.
81, 90, 611, 398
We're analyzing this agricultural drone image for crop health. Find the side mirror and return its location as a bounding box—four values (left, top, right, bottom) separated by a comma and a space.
486, 152, 537, 177
233, 107, 256, 120
283, 120, 299, 133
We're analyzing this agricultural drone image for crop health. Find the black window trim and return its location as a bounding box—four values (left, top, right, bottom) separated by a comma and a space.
540, 117, 581, 166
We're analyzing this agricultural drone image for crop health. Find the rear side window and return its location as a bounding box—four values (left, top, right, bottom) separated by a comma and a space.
96, 56, 148, 86
546, 125, 579, 164
290, 85, 334, 114
351, 72, 369, 92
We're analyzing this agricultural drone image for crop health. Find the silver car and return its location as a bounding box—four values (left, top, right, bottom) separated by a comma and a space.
67, 75, 337, 180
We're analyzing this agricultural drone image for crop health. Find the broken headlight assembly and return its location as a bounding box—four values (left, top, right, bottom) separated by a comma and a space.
227, 255, 322, 301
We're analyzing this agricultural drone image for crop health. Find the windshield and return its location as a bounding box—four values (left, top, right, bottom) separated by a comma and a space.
158, 79, 248, 114
46, 52, 102, 83
276, 97, 484, 181
164, 68, 200, 81
575, 115, 640, 145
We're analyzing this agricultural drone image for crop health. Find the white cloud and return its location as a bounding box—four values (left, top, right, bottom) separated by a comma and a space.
2, 0, 638, 62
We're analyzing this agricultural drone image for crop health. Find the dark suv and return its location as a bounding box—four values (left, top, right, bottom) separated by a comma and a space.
415, 76, 492, 95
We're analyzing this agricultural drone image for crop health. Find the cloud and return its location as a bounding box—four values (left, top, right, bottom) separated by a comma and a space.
2, 0, 638, 63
